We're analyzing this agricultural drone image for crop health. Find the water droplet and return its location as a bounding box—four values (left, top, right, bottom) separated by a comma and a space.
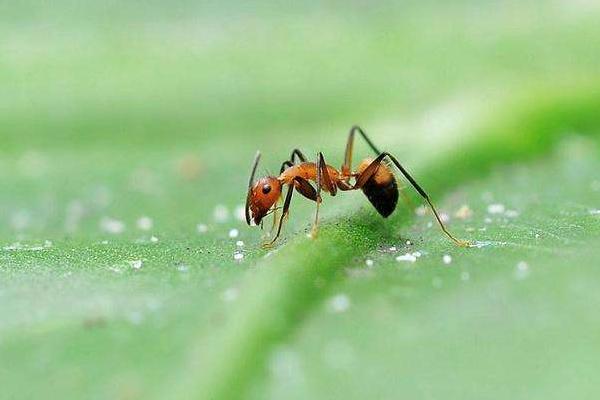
197, 223, 209, 234
228, 228, 240, 239
454, 204, 473, 220
460, 271, 470, 281
222, 287, 239, 302
136, 216, 153, 230
505, 210, 520, 218
365, 259, 374, 267
514, 261, 530, 280
129, 260, 143, 270
415, 206, 427, 216
234, 205, 246, 222
213, 205, 230, 223
150, 236, 159, 243
487, 203, 506, 214
176, 264, 189, 273
443, 254, 452, 265
128, 311, 143, 325
439, 212, 450, 223
236, 240, 245, 247
328, 294, 351, 313
268, 347, 303, 383
233, 252, 244, 262
100, 217, 125, 234
11, 210, 31, 231
396, 253, 417, 263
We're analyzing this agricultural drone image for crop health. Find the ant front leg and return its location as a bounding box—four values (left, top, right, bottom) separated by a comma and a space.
263, 184, 295, 248
355, 152, 470, 247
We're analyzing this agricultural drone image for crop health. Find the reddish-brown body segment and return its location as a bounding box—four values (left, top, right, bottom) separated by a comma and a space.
280, 162, 343, 194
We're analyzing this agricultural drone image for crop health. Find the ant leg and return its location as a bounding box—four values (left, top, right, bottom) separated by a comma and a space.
280, 161, 294, 174
268, 200, 280, 237
355, 152, 470, 247
309, 153, 324, 238
318, 152, 337, 196
280, 149, 308, 173
342, 125, 382, 176
290, 149, 307, 163
310, 152, 337, 238
264, 184, 295, 247
294, 176, 318, 201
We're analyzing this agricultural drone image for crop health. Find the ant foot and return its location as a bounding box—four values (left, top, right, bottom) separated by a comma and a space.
261, 241, 275, 249
456, 239, 472, 248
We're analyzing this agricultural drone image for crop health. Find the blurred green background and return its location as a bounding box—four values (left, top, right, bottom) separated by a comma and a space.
1, 1, 600, 399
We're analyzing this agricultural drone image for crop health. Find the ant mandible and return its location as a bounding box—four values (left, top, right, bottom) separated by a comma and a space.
245, 126, 470, 248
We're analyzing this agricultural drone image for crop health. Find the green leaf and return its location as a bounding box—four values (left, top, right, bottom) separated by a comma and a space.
2, 3, 600, 400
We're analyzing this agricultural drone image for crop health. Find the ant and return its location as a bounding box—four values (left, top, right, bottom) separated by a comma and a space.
245, 126, 470, 247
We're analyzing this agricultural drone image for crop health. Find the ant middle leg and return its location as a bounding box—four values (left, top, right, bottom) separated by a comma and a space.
280, 149, 308, 173
310, 152, 337, 238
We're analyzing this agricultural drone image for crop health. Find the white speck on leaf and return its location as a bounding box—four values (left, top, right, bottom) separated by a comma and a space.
228, 228, 239, 239
213, 204, 230, 223
328, 294, 351, 313
454, 204, 473, 220
197, 223, 209, 234
505, 210, 520, 218
136, 216, 153, 230
439, 212, 450, 223
100, 217, 125, 234
443, 254, 452, 265
177, 264, 189, 273
222, 287, 239, 302
365, 259, 374, 267
396, 253, 417, 263
129, 260, 143, 270
487, 203, 506, 214
415, 206, 427, 216
514, 261, 530, 280
234, 205, 246, 222
234, 252, 244, 261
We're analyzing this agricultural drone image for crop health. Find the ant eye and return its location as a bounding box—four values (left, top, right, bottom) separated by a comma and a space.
262, 184, 272, 194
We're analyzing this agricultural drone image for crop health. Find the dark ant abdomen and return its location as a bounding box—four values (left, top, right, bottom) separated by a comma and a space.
361, 174, 399, 218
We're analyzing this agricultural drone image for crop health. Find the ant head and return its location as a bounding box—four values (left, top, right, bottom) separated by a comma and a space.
247, 177, 282, 225
245, 152, 282, 226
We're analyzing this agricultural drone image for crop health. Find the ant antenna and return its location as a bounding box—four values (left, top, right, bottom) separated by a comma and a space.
245, 151, 261, 225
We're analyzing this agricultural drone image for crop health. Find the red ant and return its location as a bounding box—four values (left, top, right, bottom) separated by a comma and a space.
245, 126, 470, 247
